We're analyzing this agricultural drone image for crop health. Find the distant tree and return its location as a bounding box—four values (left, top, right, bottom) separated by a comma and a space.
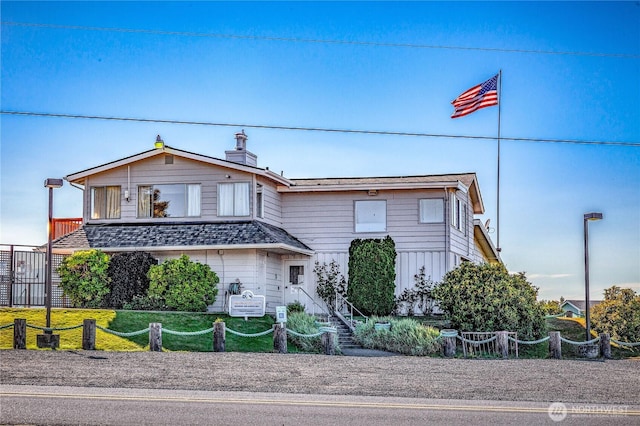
314, 260, 347, 311
538, 299, 563, 316
432, 262, 546, 339
591, 286, 640, 343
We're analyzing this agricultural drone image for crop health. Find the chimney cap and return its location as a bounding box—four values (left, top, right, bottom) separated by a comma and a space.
234, 130, 247, 151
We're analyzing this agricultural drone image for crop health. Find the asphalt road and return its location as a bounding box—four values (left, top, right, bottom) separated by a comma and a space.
2, 385, 638, 425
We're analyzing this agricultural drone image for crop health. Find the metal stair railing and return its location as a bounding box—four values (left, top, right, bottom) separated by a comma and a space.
296, 287, 331, 319
334, 291, 368, 332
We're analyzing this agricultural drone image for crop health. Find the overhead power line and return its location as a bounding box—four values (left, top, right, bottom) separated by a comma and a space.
2, 21, 638, 59
2, 110, 638, 147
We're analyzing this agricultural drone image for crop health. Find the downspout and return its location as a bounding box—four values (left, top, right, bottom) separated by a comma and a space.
444, 188, 450, 273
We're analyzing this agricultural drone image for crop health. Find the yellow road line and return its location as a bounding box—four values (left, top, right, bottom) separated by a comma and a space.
2, 392, 639, 416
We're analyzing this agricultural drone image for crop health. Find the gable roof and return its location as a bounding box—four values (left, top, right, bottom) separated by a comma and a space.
65, 145, 292, 187
473, 219, 500, 263
52, 221, 313, 255
561, 299, 602, 312
280, 173, 485, 214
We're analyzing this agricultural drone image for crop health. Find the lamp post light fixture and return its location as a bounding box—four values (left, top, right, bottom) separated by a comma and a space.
584, 212, 603, 342
38, 178, 63, 349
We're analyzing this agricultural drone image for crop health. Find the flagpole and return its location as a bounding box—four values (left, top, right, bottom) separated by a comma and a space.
497, 70, 502, 253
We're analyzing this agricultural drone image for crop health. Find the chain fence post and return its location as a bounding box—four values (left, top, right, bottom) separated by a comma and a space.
496, 331, 509, 359
13, 318, 26, 349
600, 333, 611, 359
82, 319, 96, 350
213, 321, 226, 352
273, 323, 287, 353
149, 323, 162, 352
549, 331, 561, 359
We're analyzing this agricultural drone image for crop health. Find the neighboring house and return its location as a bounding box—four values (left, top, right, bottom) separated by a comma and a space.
560, 299, 602, 318
54, 132, 500, 313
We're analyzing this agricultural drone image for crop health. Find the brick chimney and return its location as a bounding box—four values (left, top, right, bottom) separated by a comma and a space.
225, 130, 257, 166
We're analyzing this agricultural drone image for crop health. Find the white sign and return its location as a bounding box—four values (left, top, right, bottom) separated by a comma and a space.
228, 290, 266, 318
275, 306, 287, 323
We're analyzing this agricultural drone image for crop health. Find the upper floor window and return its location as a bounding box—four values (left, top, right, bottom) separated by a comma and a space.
218, 182, 250, 217
91, 186, 121, 219
451, 193, 462, 230
419, 198, 444, 223
256, 183, 264, 219
355, 200, 386, 232
138, 184, 201, 218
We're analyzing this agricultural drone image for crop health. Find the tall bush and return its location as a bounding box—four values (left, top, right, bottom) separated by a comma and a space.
591, 286, 640, 343
106, 252, 158, 308
347, 236, 397, 316
57, 249, 111, 308
432, 262, 546, 340
147, 255, 219, 312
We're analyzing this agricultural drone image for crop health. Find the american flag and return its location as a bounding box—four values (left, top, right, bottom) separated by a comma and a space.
451, 74, 499, 119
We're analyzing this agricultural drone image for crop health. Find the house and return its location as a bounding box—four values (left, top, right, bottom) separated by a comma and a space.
560, 299, 602, 318
54, 132, 500, 313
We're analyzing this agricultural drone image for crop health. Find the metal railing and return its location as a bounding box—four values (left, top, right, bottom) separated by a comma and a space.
296, 287, 331, 318
334, 291, 368, 332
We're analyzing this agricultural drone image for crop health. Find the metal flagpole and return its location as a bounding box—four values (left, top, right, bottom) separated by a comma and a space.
497, 70, 502, 253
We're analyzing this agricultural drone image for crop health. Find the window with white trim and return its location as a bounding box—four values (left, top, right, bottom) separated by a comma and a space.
256, 183, 264, 219
138, 184, 201, 218
419, 199, 444, 223
91, 186, 121, 219
218, 182, 250, 217
451, 193, 461, 230
355, 200, 386, 232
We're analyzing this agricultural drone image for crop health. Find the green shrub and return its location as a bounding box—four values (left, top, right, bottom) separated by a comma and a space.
286, 301, 305, 314
106, 252, 158, 308
353, 316, 441, 355
147, 255, 219, 312
394, 266, 436, 316
314, 260, 347, 310
286, 311, 328, 353
432, 262, 546, 340
57, 249, 111, 308
347, 236, 397, 316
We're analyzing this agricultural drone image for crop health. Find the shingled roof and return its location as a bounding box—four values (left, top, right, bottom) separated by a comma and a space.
52, 221, 312, 255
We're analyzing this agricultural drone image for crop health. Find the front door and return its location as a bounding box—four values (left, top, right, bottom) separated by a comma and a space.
283, 260, 308, 306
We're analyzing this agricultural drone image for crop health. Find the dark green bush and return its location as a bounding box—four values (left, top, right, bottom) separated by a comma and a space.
147, 255, 219, 312
57, 249, 111, 308
106, 252, 158, 308
347, 236, 396, 316
432, 262, 546, 340
122, 294, 170, 311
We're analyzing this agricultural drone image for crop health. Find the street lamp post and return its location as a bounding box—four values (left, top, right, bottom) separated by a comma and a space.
38, 178, 63, 349
584, 212, 603, 342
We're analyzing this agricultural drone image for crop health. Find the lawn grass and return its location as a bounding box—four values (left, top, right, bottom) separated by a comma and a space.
0, 308, 142, 351
108, 310, 283, 352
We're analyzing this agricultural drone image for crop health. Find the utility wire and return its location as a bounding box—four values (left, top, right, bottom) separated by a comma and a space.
2, 110, 638, 147
2, 21, 638, 59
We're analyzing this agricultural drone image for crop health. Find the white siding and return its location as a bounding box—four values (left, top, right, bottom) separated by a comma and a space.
84, 156, 258, 223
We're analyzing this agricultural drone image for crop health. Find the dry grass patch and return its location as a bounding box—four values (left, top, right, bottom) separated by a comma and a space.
0, 308, 143, 351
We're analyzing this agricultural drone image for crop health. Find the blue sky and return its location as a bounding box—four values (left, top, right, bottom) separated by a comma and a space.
1, 1, 638, 301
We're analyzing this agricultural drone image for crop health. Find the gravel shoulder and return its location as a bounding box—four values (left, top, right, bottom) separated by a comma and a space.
1, 350, 639, 405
